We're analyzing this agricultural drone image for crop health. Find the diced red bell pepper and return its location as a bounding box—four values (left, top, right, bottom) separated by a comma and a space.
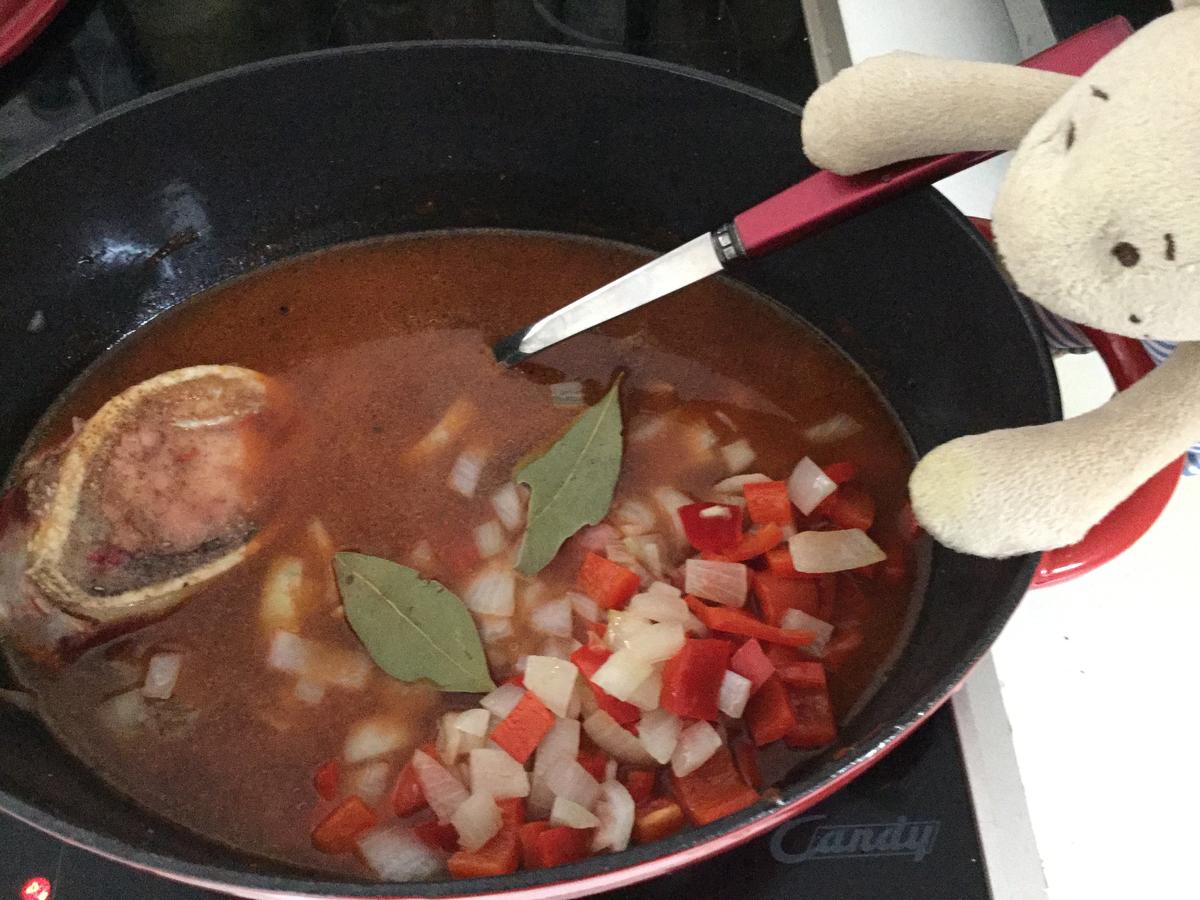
579, 551, 641, 610
505, 672, 526, 687
448, 828, 521, 878
632, 798, 686, 845
491, 692, 556, 764
670, 747, 759, 826
765, 643, 801, 668
880, 538, 909, 585
520, 822, 594, 869
816, 483, 875, 531
659, 638, 733, 721
390, 759, 425, 816
732, 738, 763, 790
821, 627, 864, 669
621, 769, 658, 805
497, 797, 527, 828
752, 571, 822, 626
729, 638, 775, 694
584, 619, 607, 640
743, 676, 799, 747
742, 481, 793, 527
413, 820, 459, 852
764, 546, 813, 578
711, 522, 784, 563
685, 595, 816, 649
777, 660, 828, 690
679, 502, 744, 553
571, 644, 641, 725
821, 461, 857, 484
313, 759, 339, 802
786, 682, 838, 749
577, 749, 608, 782
310, 796, 378, 854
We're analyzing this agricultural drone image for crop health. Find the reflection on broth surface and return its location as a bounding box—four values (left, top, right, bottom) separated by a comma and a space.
1, 232, 918, 879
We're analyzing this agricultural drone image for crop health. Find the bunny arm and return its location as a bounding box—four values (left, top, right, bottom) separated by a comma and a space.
802, 54, 1076, 176
910, 341, 1200, 558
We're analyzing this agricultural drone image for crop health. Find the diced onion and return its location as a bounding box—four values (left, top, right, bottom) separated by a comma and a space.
717, 669, 752, 718
624, 622, 686, 664
582, 710, 656, 766
293, 679, 326, 705
530, 596, 573, 638
688, 424, 719, 457
671, 720, 723, 776
629, 415, 667, 443
684, 612, 710, 637
475, 614, 513, 644
605, 612, 653, 652
447, 448, 486, 498
99, 689, 148, 734
638, 709, 682, 764
474, 521, 506, 559
410, 539, 437, 571
626, 589, 689, 624
469, 748, 531, 799
464, 569, 516, 617
613, 499, 657, 536
788, 528, 886, 573
259, 557, 304, 632
652, 486, 692, 546
604, 540, 650, 586
720, 439, 757, 474
604, 758, 619, 783
451, 791, 502, 852
347, 760, 392, 804
569, 590, 602, 623
545, 760, 601, 809
550, 381, 585, 407
787, 457, 837, 515
684, 559, 749, 607
524, 656, 579, 717
438, 711, 485, 764
344, 716, 408, 763
142, 652, 183, 700
268, 631, 372, 690
539, 637, 575, 661
529, 718, 581, 818
551, 796, 601, 829
591, 780, 636, 852
407, 398, 475, 460
779, 608, 836, 656
803, 412, 863, 444
627, 669, 662, 712
577, 523, 620, 552
490, 483, 525, 531
411, 750, 469, 824
711, 473, 770, 495
591, 648, 654, 702
456, 707, 491, 738
480, 683, 525, 719
357, 826, 446, 880
267, 630, 309, 674
623, 534, 666, 579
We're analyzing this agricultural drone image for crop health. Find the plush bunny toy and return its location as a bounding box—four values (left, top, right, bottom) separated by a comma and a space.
800, 1, 1200, 558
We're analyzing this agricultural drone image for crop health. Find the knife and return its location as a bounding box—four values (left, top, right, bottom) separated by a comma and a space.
494, 16, 1132, 367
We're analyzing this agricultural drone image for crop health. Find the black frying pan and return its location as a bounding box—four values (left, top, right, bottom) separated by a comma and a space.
0, 43, 1057, 898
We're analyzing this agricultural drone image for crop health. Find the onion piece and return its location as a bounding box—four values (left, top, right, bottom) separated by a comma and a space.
779, 608, 835, 657
266, 630, 309, 675
451, 791, 503, 852
604, 540, 651, 586
626, 589, 689, 624
629, 415, 667, 443
622, 534, 666, 579
347, 760, 392, 804
605, 612, 653, 652
720, 439, 757, 474
523, 656, 579, 717
268, 631, 373, 690
141, 653, 183, 700
545, 760, 601, 809
464, 569, 516, 617
539, 637, 575, 661
475, 614, 513, 644
550, 381, 585, 407
411, 750, 469, 824
671, 720, 723, 776
577, 523, 620, 552
490, 483, 525, 531
717, 669, 753, 718
293, 679, 326, 705
474, 521, 506, 559
711, 473, 770, 496
787, 457, 837, 515
684, 559, 749, 607
357, 826, 446, 880
530, 596, 573, 638
469, 748, 531, 799
624, 622, 685, 664
568, 590, 602, 624
551, 796, 601, 829
591, 780, 636, 852
591, 648, 654, 702
613, 499, 657, 536
652, 486, 692, 547
344, 716, 409, 763
638, 709, 682, 764
788, 528, 886, 574
626, 669, 662, 712
582, 710, 656, 766
259, 557, 304, 632
529, 718, 581, 818
407, 398, 475, 460
480, 683, 525, 720
803, 412, 863, 444
604, 758, 619, 783
410, 539, 437, 571
448, 448, 486, 498
456, 708, 491, 739
683, 612, 710, 637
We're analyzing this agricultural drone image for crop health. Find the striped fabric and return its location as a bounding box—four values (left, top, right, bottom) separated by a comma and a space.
1035, 304, 1200, 476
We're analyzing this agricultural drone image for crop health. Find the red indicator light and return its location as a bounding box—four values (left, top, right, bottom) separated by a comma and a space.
20, 877, 51, 900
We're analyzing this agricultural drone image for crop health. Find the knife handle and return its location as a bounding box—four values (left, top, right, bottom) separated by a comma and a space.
723, 16, 1134, 261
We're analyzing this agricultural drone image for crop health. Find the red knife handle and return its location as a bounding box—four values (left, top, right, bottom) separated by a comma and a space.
723, 17, 1134, 261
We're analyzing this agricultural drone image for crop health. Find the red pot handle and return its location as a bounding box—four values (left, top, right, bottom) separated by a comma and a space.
968, 219, 1183, 587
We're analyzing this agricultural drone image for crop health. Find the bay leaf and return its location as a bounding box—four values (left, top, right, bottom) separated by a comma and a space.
335, 552, 496, 693
516, 377, 624, 575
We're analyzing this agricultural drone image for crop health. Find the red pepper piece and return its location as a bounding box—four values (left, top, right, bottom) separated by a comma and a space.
579, 551, 641, 610
880, 538, 909, 585
313, 759, 339, 802
743, 676, 799, 747
732, 738, 763, 790
821, 461, 857, 484
777, 660, 828, 690
577, 749, 608, 782
491, 692, 556, 764
786, 681, 838, 749
621, 769, 658, 805
763, 545, 814, 578
710, 523, 784, 563
390, 759, 425, 817
679, 502, 744, 553
816, 482, 875, 531
571, 644, 641, 725
632, 798, 686, 845
413, 820, 459, 852
659, 637, 734, 721
729, 638, 775, 694
685, 595, 816, 649
821, 628, 864, 669
447, 828, 521, 878
520, 822, 594, 869
752, 571, 822, 626
310, 796, 378, 854
518, 821, 551, 868
670, 747, 759, 826
497, 797, 526, 828
743, 480, 794, 526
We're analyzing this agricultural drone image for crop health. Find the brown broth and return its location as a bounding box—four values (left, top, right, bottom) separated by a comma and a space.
5, 231, 917, 877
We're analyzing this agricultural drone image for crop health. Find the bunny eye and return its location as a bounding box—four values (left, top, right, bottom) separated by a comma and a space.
1090, 85, 1110, 100
1065, 121, 1076, 150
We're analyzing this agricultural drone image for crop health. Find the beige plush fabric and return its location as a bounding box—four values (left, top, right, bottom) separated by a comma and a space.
801, 6, 1200, 557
